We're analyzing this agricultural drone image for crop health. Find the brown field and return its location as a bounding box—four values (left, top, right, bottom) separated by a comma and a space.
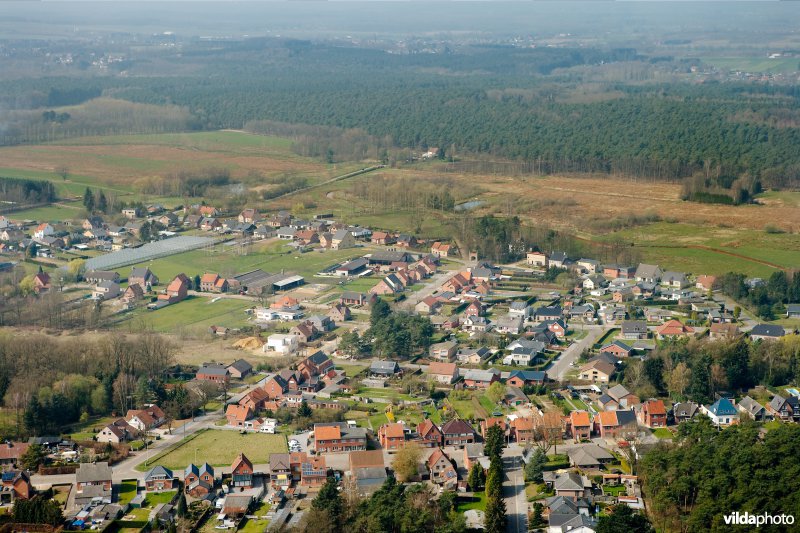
0, 142, 323, 186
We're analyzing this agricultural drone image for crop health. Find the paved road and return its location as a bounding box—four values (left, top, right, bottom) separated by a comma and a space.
547, 325, 605, 381
398, 270, 458, 310
503, 453, 527, 533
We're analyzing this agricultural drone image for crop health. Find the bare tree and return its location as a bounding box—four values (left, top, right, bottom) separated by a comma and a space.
113, 373, 137, 414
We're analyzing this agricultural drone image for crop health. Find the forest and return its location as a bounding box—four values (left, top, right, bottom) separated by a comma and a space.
640, 418, 800, 532
1, 40, 800, 189
0, 177, 57, 208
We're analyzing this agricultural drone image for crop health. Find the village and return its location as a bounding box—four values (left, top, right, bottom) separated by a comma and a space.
1, 203, 799, 533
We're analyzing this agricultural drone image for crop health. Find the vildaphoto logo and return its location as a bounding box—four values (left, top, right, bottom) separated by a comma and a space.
723, 512, 795, 527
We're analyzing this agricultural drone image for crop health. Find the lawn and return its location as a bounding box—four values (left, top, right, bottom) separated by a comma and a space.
143, 491, 177, 506
114, 507, 150, 533
358, 388, 416, 402
570, 398, 590, 412
238, 502, 272, 533
368, 412, 388, 430
116, 296, 252, 333
456, 491, 487, 512
337, 363, 368, 378
447, 397, 476, 420
137, 429, 287, 471
65, 414, 119, 440
651, 428, 674, 439
117, 480, 138, 506
602, 484, 628, 497
5, 203, 85, 222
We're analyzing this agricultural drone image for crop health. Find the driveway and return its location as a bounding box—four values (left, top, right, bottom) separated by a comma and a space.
546, 326, 605, 381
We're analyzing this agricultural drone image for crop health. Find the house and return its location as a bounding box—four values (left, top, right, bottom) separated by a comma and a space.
503, 345, 544, 366
510, 417, 535, 443
371, 232, 395, 245
327, 303, 351, 322
129, 267, 158, 291
32, 271, 51, 294
314, 422, 367, 453
526, 251, 548, 268
184, 463, 215, 497
200, 273, 227, 293
767, 394, 800, 422
635, 263, 662, 283
340, 291, 375, 307
568, 411, 592, 442
576, 258, 601, 274
297, 351, 333, 381
429, 341, 458, 362
269, 453, 292, 486
709, 323, 740, 340
265, 334, 299, 355
737, 396, 771, 421
227, 359, 253, 379
600, 340, 633, 358
290, 323, 318, 344
547, 471, 592, 501
415, 296, 442, 315
369, 360, 401, 377
549, 251, 569, 268
463, 369, 500, 389
661, 271, 689, 288
638, 399, 667, 428
582, 275, 607, 291
534, 306, 562, 321
656, 320, 694, 339
96, 419, 135, 444
0, 471, 32, 505
126, 405, 166, 431
431, 242, 454, 258
396, 234, 417, 248
263, 375, 288, 400
226, 404, 253, 428
440, 419, 476, 447
93, 280, 121, 300
238, 388, 270, 412
84, 270, 121, 284
593, 410, 638, 439
463, 443, 488, 472
750, 324, 786, 341
672, 402, 699, 424
506, 370, 546, 388
567, 444, 614, 470
416, 419, 443, 448
457, 346, 492, 365
331, 229, 356, 249
696, 275, 716, 291
605, 384, 640, 409
0, 442, 29, 468
701, 397, 739, 427
579, 358, 615, 383
495, 315, 524, 335
378, 423, 406, 451
428, 362, 458, 385
462, 315, 492, 333
786, 304, 800, 319
427, 448, 458, 489
156, 273, 189, 303
297, 453, 327, 487
120, 284, 144, 307
144, 466, 177, 492
238, 208, 261, 224
33, 223, 55, 240
197, 363, 230, 384
75, 462, 113, 506
231, 454, 254, 489
621, 321, 648, 340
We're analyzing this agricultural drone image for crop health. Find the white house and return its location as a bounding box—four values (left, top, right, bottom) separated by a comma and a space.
33, 223, 55, 240
700, 398, 739, 427
265, 334, 299, 355
92, 281, 121, 300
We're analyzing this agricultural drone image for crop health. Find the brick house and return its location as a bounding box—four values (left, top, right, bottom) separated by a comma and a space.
231, 454, 254, 489
314, 422, 368, 453
197, 363, 230, 384
639, 399, 667, 428
226, 404, 253, 427
510, 417, 535, 443
378, 423, 406, 451
440, 419, 476, 447
416, 419, 443, 448
0, 471, 32, 505
593, 410, 638, 439
185, 463, 215, 497
427, 448, 458, 489
568, 411, 592, 442
144, 466, 177, 492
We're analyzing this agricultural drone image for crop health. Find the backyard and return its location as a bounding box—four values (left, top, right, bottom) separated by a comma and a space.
137, 429, 287, 471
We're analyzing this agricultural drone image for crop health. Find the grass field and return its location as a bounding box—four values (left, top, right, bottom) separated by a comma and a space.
116, 240, 365, 287
456, 491, 487, 512
115, 296, 252, 333
702, 56, 800, 74
238, 502, 272, 533
137, 429, 287, 471
651, 428, 674, 439
117, 480, 138, 506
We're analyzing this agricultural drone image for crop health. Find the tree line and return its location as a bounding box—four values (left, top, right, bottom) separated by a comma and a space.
716, 271, 800, 320
0, 177, 57, 207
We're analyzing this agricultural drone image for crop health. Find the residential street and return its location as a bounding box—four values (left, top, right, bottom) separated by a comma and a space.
503, 453, 527, 533
547, 325, 605, 381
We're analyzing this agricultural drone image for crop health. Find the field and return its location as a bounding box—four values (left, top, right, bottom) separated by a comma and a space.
115, 296, 253, 333
702, 56, 800, 74
138, 429, 287, 471
115, 240, 365, 286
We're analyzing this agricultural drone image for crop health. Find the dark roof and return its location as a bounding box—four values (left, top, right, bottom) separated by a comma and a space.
621, 320, 648, 334
508, 370, 546, 382
615, 409, 638, 426
306, 351, 330, 366
369, 360, 400, 374
535, 306, 562, 317
707, 397, 737, 416
441, 419, 475, 435
228, 359, 253, 373
750, 324, 785, 338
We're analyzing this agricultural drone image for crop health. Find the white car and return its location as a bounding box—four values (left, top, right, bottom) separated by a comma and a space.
288, 439, 299, 446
